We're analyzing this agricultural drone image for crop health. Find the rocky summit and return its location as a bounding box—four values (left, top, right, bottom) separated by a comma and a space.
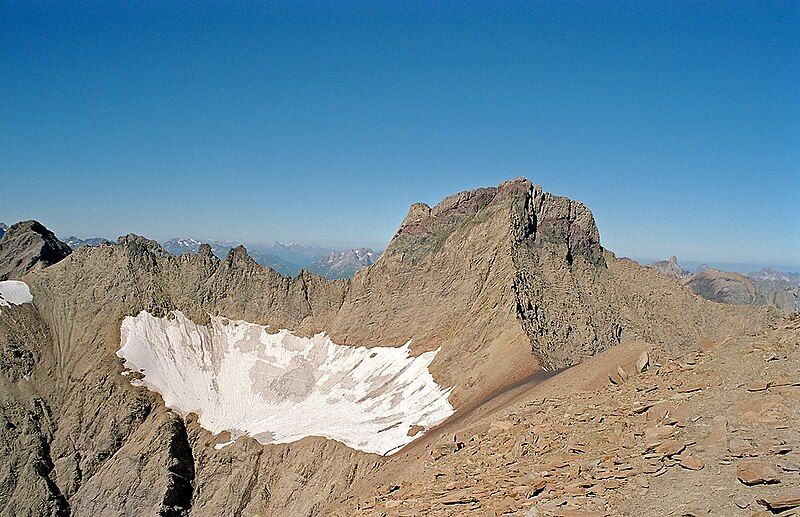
0, 179, 794, 517
0, 220, 72, 281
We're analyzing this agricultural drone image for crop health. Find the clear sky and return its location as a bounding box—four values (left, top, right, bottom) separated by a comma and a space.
2, 1, 798, 268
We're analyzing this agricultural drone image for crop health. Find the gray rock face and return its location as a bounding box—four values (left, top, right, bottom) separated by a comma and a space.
648, 256, 690, 279
0, 179, 779, 516
748, 268, 800, 313
0, 220, 72, 280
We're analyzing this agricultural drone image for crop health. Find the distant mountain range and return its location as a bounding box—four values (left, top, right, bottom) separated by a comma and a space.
31, 232, 380, 278
648, 257, 800, 313
161, 238, 302, 276
64, 236, 112, 249
307, 247, 378, 279
161, 237, 380, 278
161, 238, 231, 258
750, 267, 800, 285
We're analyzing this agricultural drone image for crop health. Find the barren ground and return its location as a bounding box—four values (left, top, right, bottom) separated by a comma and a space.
330, 316, 800, 516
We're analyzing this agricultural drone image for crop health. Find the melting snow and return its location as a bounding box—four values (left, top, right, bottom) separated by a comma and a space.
117, 310, 454, 455
0, 280, 33, 314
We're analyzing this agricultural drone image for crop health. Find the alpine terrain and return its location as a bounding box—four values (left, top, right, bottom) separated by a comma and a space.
0, 179, 796, 516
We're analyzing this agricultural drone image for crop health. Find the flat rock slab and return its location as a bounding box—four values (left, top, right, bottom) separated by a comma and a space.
747, 381, 770, 392
679, 456, 705, 470
737, 461, 781, 485
757, 494, 800, 512
777, 459, 800, 472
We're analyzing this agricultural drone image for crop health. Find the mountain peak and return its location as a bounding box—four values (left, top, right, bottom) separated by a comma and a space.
389, 178, 603, 267
226, 244, 258, 267
0, 220, 72, 280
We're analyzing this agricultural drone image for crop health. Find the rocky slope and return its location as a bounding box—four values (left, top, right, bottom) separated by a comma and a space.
334, 316, 800, 515
0, 220, 72, 280
0, 178, 782, 516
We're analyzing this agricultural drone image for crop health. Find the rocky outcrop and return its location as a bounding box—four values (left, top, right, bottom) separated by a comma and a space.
648, 256, 689, 279
0, 179, 780, 515
0, 221, 72, 281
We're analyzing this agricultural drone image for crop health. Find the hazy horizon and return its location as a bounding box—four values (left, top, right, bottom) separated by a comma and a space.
2, 207, 798, 274
3, 2, 798, 267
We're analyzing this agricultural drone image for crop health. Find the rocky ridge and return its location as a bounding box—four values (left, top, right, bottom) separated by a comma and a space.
682, 268, 765, 307
647, 256, 689, 279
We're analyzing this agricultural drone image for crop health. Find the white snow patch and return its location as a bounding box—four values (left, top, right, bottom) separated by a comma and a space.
214, 439, 236, 450
117, 310, 454, 455
0, 280, 33, 314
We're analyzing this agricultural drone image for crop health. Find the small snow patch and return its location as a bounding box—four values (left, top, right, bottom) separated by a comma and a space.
0, 281, 33, 314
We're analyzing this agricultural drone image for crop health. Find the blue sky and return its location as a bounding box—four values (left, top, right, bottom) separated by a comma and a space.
1, 1, 798, 268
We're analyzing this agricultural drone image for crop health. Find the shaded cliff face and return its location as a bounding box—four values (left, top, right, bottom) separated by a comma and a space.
0, 179, 779, 516
0, 220, 72, 280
